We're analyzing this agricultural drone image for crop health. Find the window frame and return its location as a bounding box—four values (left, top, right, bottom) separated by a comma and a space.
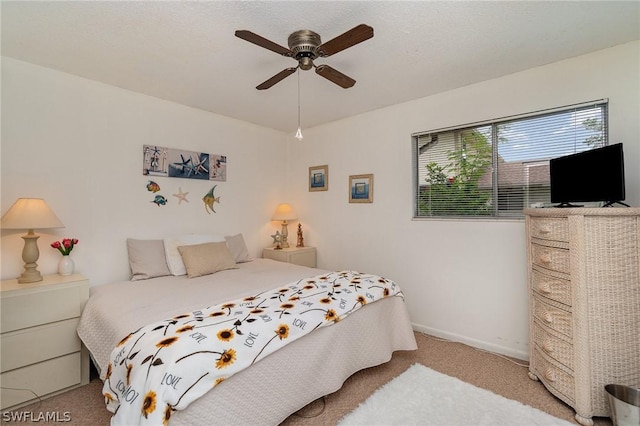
412, 99, 609, 220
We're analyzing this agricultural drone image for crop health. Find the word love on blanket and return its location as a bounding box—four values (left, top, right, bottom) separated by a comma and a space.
103, 271, 404, 425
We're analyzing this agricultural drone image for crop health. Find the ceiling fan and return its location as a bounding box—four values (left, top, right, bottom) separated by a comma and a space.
235, 24, 374, 90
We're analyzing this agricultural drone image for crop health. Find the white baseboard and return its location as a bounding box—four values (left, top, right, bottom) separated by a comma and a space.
412, 323, 529, 362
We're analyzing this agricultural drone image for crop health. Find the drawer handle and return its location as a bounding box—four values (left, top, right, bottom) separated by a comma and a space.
538, 282, 552, 294
539, 252, 551, 265
542, 340, 554, 354
539, 228, 551, 235
543, 311, 553, 324
544, 368, 557, 382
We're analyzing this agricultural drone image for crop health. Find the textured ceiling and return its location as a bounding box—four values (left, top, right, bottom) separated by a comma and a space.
2, 1, 639, 133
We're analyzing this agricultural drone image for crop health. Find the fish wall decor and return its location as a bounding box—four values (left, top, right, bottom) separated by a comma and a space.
151, 195, 168, 206
146, 181, 161, 193
202, 185, 221, 214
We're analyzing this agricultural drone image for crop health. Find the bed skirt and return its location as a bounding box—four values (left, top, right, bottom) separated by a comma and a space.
170, 295, 416, 425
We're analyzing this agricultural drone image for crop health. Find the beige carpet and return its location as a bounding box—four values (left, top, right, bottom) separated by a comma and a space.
2, 332, 612, 425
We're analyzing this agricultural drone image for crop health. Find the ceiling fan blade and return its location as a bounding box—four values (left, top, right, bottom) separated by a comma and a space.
315, 65, 356, 88
256, 67, 298, 90
317, 24, 374, 57
235, 30, 292, 57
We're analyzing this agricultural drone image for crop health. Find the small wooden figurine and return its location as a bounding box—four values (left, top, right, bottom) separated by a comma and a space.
296, 223, 305, 247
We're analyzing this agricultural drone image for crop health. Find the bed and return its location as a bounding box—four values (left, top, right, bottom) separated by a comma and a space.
77, 237, 417, 425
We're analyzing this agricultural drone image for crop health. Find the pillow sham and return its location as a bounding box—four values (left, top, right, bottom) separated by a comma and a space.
127, 239, 171, 281
177, 241, 238, 278
225, 233, 252, 263
164, 234, 225, 276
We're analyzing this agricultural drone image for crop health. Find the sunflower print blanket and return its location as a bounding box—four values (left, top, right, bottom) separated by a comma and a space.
103, 270, 403, 425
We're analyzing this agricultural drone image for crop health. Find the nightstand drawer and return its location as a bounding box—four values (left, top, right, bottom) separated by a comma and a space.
288, 251, 316, 268
1, 318, 81, 373
530, 217, 569, 242
531, 243, 569, 273
1, 282, 86, 333
0, 352, 82, 410
263, 247, 317, 268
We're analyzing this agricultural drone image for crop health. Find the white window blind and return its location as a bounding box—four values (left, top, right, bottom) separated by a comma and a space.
413, 101, 608, 218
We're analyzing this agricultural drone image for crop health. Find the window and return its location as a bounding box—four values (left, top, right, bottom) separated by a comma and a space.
413, 100, 608, 218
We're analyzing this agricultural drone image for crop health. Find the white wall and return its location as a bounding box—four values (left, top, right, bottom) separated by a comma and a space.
1, 57, 288, 285
287, 41, 640, 359
2, 42, 638, 360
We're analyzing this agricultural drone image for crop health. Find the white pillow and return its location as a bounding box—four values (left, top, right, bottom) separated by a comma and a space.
163, 234, 225, 276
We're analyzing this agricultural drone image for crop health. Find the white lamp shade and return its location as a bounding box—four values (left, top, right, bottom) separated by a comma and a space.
1, 198, 65, 230
271, 203, 297, 221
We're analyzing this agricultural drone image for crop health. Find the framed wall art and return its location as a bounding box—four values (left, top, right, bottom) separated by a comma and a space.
349, 174, 373, 203
309, 165, 328, 192
143, 145, 227, 182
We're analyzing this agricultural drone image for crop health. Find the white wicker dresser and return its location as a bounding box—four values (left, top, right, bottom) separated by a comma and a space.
524, 207, 640, 426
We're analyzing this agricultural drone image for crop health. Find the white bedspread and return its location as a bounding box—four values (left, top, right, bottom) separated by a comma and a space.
78, 259, 417, 425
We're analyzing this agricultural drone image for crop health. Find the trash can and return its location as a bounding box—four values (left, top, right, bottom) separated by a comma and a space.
605, 384, 640, 426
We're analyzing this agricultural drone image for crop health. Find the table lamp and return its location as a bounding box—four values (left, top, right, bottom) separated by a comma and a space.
1, 198, 65, 283
271, 203, 297, 249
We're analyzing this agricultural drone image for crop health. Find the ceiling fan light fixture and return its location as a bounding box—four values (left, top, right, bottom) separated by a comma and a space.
299, 57, 313, 71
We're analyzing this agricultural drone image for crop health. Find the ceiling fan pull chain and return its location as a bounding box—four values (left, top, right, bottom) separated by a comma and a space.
295, 68, 304, 141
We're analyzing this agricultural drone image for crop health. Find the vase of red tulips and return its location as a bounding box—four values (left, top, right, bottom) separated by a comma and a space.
51, 238, 78, 276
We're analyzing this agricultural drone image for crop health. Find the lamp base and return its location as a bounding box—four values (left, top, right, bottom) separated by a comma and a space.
18, 268, 43, 283
281, 222, 290, 249
18, 231, 44, 283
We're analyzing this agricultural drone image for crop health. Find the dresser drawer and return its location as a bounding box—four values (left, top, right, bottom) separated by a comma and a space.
530, 217, 569, 242
531, 243, 570, 273
1, 318, 81, 373
532, 296, 572, 338
533, 320, 573, 370
0, 283, 86, 333
532, 348, 575, 404
0, 352, 82, 410
531, 268, 572, 306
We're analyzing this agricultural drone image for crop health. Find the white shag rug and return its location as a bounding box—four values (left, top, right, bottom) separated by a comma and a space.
338, 363, 574, 426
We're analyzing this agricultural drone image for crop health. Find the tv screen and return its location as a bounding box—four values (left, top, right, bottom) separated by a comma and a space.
549, 143, 625, 207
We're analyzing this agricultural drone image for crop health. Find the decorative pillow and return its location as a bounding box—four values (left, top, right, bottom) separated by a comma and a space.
164, 234, 225, 276
126, 239, 171, 281
225, 233, 252, 263
177, 241, 238, 278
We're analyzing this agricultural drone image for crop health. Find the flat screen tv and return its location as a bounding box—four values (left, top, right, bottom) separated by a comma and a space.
549, 143, 626, 207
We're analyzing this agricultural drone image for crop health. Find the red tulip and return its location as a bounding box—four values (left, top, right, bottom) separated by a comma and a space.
51, 238, 78, 255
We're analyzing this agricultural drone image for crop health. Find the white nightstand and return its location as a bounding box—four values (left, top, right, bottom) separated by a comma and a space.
263, 246, 317, 268
0, 273, 90, 410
